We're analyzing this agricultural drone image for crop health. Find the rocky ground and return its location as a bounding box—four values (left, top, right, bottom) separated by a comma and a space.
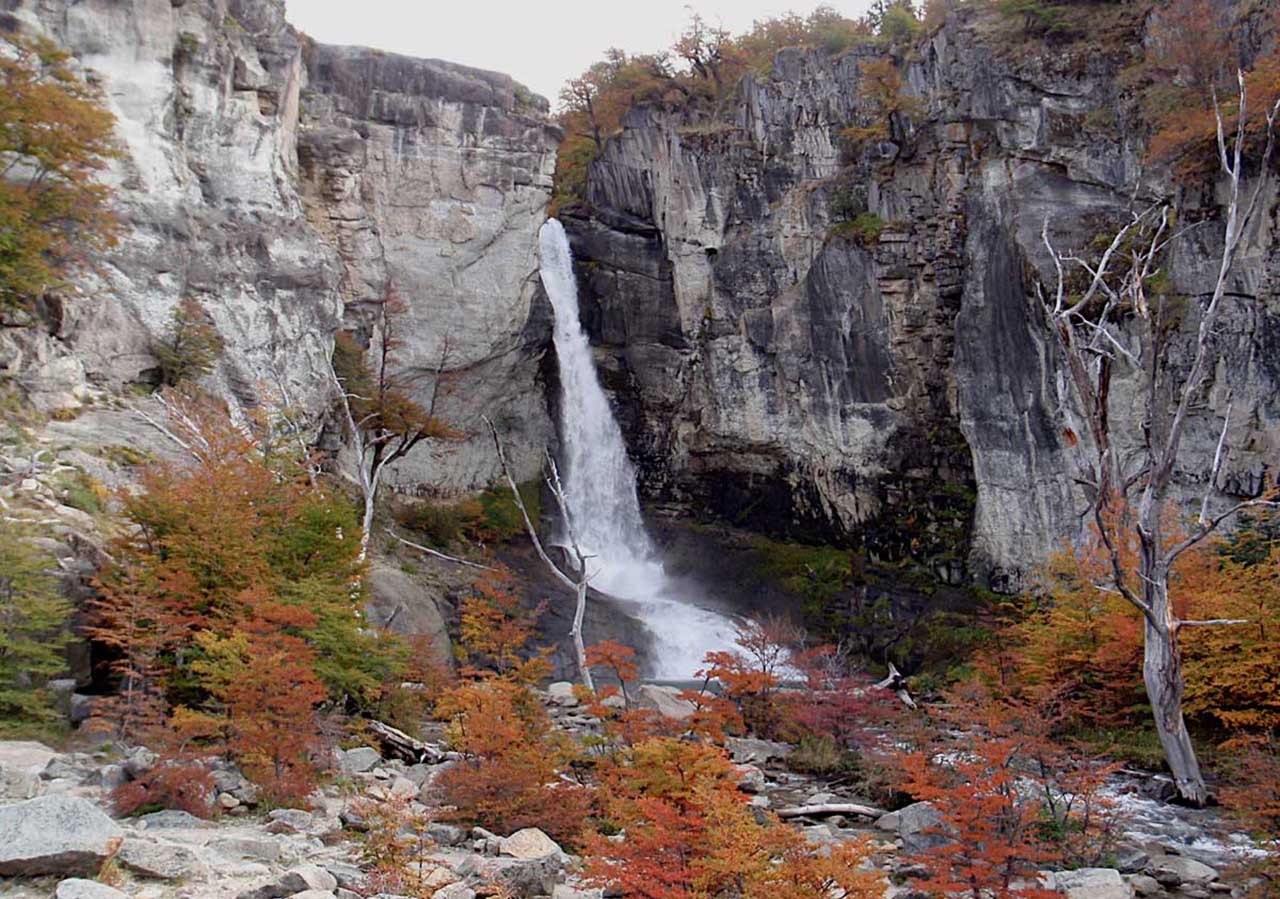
0, 684, 1266, 899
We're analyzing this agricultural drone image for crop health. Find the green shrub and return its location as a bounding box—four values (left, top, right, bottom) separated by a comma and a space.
788, 735, 858, 777
153, 298, 224, 386
831, 212, 887, 246
54, 470, 106, 515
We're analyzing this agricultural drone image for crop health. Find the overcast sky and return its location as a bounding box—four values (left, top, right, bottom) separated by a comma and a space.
284, 1, 874, 108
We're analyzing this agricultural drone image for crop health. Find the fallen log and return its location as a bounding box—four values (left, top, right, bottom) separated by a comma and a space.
774, 803, 885, 820
366, 719, 445, 765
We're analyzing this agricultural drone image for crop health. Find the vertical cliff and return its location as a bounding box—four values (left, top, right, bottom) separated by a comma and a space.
564, 5, 1280, 588
0, 0, 558, 489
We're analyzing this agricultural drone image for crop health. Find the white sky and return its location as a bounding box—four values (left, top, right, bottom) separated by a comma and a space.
284, 0, 874, 108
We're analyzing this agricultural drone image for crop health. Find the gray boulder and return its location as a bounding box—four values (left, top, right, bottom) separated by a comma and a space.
457, 853, 564, 896
501, 827, 563, 860
118, 837, 205, 880
0, 794, 124, 876
337, 746, 382, 774
55, 879, 129, 899
725, 737, 792, 765
1149, 856, 1218, 887
876, 800, 944, 853
1047, 868, 1133, 899
633, 685, 694, 720
240, 864, 339, 899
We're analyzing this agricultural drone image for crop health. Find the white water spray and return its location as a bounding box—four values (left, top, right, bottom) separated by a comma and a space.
538, 218, 738, 678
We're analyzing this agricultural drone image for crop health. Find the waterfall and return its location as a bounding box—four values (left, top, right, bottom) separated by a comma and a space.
538, 218, 738, 679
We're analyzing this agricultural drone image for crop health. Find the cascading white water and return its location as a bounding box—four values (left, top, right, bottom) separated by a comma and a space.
538, 218, 738, 678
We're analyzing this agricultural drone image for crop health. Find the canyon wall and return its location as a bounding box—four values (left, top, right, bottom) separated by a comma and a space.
0, 0, 558, 489
564, 8, 1280, 588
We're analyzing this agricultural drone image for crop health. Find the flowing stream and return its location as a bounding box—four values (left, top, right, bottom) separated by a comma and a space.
538, 218, 739, 678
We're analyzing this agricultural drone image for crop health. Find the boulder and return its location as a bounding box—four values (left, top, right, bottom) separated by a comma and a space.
240, 863, 340, 899
1127, 874, 1161, 896
338, 746, 382, 774
324, 862, 368, 891
118, 837, 205, 880
733, 764, 767, 794
457, 853, 564, 896
266, 808, 316, 834
1047, 868, 1133, 899
287, 892, 337, 899
552, 886, 604, 899
633, 685, 695, 720
0, 794, 124, 876
501, 827, 563, 860
547, 682, 579, 707
1150, 856, 1218, 887
55, 879, 130, 899
428, 823, 469, 846
878, 801, 944, 854
136, 809, 212, 829
434, 885, 476, 899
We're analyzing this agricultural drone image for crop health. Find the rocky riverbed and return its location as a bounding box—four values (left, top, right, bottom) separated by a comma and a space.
0, 684, 1266, 899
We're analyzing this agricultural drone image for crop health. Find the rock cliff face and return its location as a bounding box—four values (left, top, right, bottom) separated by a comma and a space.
1, 0, 558, 488
564, 8, 1280, 587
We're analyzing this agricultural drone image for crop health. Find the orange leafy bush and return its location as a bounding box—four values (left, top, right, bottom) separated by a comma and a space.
584, 736, 882, 899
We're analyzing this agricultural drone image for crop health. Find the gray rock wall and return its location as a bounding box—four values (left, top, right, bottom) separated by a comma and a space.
565, 8, 1280, 587
1, 0, 557, 490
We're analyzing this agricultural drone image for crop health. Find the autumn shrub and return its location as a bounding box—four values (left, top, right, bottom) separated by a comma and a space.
1218, 736, 1280, 898
0, 32, 119, 312
111, 757, 217, 819
434, 678, 592, 844
900, 681, 1119, 898
152, 298, 224, 386
356, 793, 437, 897
584, 736, 883, 899
86, 392, 410, 803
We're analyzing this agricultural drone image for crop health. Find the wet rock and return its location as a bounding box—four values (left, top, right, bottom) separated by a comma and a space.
1150, 856, 1218, 887
0, 794, 124, 876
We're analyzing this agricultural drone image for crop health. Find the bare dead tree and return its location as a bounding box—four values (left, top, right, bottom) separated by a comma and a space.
329, 288, 456, 563
483, 416, 595, 692
1038, 73, 1280, 804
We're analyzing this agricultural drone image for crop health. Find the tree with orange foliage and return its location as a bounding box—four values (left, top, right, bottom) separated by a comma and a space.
1218, 736, 1280, 898
191, 624, 328, 805
1145, 0, 1279, 171
683, 616, 795, 740
900, 682, 1118, 899
433, 677, 592, 844
0, 30, 119, 311
456, 567, 550, 685
585, 736, 882, 899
